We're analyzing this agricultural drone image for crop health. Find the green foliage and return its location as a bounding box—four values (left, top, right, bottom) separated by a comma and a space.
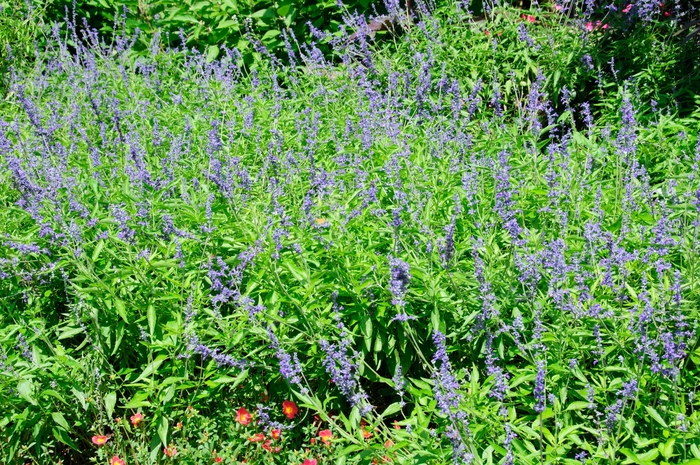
0, 0, 53, 95
41, 0, 387, 62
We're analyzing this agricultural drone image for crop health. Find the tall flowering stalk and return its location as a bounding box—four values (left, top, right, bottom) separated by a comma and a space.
319, 292, 372, 415
431, 331, 473, 465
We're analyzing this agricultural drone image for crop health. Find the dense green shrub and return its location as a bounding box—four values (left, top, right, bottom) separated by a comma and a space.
40, 0, 411, 63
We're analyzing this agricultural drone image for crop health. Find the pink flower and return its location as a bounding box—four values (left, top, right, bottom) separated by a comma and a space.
130, 412, 143, 427
622, 3, 632, 13
584, 21, 594, 31
92, 435, 109, 446
236, 407, 252, 425
521, 14, 536, 23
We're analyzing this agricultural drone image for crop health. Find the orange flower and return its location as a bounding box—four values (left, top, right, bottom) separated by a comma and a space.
361, 426, 372, 439
319, 429, 332, 444
163, 445, 177, 457
393, 421, 401, 430
282, 400, 298, 420
248, 433, 265, 442
175, 422, 183, 429
92, 435, 109, 446
262, 440, 273, 452
271, 429, 281, 440
110, 456, 125, 465
130, 412, 143, 427
303, 460, 318, 465
236, 407, 252, 426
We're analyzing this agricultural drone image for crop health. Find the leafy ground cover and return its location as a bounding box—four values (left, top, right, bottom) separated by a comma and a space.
1, 1, 700, 464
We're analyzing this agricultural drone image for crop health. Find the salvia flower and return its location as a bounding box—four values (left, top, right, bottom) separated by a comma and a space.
388, 256, 411, 307
534, 360, 546, 413
268, 327, 306, 392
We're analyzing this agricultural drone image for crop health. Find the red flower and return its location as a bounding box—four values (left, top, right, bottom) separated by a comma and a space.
310, 438, 317, 444
111, 456, 125, 465
262, 440, 273, 452
236, 407, 252, 426
303, 460, 318, 465
282, 400, 298, 419
521, 14, 536, 23
271, 429, 281, 440
319, 429, 332, 444
249, 433, 265, 442
130, 412, 143, 427
214, 457, 223, 463
92, 435, 109, 446
393, 421, 401, 430
164, 445, 177, 457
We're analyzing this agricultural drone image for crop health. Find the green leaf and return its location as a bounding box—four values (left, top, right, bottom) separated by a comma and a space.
134, 354, 167, 382
51, 412, 70, 430
262, 29, 281, 41
337, 444, 364, 457
206, 370, 248, 387
92, 239, 105, 261
206, 44, 219, 63
566, 401, 590, 411
124, 391, 151, 409
114, 298, 128, 322
658, 438, 675, 460
216, 19, 240, 30
105, 392, 117, 418
52, 427, 79, 450
147, 304, 156, 337
645, 406, 668, 428
157, 416, 169, 446
17, 380, 37, 405
58, 326, 84, 340
380, 402, 403, 418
